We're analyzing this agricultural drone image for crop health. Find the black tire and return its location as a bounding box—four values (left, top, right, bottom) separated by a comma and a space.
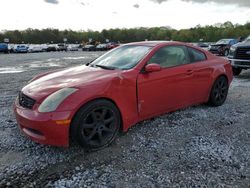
224, 49, 229, 56
71, 99, 121, 150
232, 67, 242, 76
208, 76, 229, 107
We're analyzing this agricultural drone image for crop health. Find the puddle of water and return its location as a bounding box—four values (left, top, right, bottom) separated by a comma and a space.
47, 58, 60, 62
0, 67, 25, 74
63, 56, 87, 60
29, 62, 62, 68
0, 61, 63, 74
46, 62, 62, 67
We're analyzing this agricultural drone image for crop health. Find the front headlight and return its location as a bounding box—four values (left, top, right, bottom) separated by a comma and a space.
230, 46, 236, 52
38, 88, 78, 112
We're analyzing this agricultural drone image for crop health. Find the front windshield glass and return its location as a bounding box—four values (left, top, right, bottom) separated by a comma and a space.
244, 35, 250, 42
91, 45, 151, 70
216, 39, 231, 45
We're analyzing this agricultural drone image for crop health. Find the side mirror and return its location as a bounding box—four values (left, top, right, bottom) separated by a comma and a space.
144, 63, 162, 73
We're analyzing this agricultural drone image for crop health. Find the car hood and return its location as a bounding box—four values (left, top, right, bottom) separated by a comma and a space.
211, 44, 227, 47
22, 65, 121, 102
233, 41, 250, 48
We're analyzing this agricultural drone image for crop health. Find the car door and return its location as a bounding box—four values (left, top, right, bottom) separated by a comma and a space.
137, 45, 197, 119
187, 47, 213, 103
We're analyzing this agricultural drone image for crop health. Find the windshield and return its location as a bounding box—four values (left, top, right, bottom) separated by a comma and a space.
91, 45, 151, 70
244, 35, 250, 42
216, 39, 231, 45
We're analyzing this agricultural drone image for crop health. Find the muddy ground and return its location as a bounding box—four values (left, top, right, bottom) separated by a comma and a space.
0, 51, 249, 187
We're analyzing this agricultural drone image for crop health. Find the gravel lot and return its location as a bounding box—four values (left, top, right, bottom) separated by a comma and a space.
0, 51, 249, 187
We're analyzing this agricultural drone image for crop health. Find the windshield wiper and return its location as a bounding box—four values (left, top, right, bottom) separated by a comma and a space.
95, 64, 116, 70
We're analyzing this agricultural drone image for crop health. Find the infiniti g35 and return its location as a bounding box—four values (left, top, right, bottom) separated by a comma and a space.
13, 41, 233, 150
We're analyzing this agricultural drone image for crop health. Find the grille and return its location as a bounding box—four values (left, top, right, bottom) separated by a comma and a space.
209, 49, 219, 53
234, 61, 250, 66
235, 47, 250, 60
19, 92, 36, 109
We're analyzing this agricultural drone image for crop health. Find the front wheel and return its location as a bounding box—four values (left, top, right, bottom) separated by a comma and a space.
71, 100, 121, 150
232, 67, 242, 76
208, 76, 229, 107
224, 49, 229, 56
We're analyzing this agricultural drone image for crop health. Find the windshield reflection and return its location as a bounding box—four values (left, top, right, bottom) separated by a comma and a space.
91, 45, 152, 70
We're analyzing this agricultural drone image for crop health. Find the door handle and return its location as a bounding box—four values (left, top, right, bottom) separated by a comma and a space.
186, 70, 194, 75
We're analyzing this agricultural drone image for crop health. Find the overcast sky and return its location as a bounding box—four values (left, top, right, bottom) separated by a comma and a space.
0, 0, 249, 31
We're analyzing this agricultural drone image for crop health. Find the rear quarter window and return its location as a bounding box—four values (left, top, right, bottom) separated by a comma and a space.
188, 47, 207, 63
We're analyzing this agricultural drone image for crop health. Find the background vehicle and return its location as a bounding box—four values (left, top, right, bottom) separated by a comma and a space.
82, 44, 96, 51
96, 43, 108, 51
14, 41, 233, 150
195, 42, 210, 51
28, 44, 43, 53
209, 39, 238, 56
46, 44, 58, 52
67, 44, 79, 51
41, 44, 49, 52
57, 43, 68, 51
228, 35, 250, 76
0, 43, 9, 53
8, 44, 15, 53
107, 42, 120, 50
14, 44, 29, 53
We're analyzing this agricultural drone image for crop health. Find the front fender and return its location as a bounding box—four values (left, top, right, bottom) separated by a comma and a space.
56, 70, 139, 131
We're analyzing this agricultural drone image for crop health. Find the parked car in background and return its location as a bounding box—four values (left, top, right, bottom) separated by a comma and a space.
14, 44, 29, 53
8, 44, 15, 53
82, 44, 96, 51
46, 44, 58, 52
28, 44, 43, 53
57, 43, 68, 51
0, 43, 9, 53
96, 43, 108, 51
209, 39, 238, 56
41, 44, 49, 52
14, 41, 233, 149
67, 44, 79, 51
107, 42, 120, 50
228, 35, 250, 76
196, 42, 210, 51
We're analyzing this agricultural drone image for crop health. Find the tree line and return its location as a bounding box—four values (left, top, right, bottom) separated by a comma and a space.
0, 21, 249, 44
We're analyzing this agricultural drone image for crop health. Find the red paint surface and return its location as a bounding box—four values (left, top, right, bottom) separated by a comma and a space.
13, 41, 233, 147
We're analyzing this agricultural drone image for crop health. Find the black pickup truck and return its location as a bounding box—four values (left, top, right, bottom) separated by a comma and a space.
228, 35, 250, 76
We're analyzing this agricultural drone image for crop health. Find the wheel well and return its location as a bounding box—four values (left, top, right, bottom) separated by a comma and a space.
69, 97, 124, 143
216, 74, 228, 83
207, 74, 228, 102
212, 74, 229, 91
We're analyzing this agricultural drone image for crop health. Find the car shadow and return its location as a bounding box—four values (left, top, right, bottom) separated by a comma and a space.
235, 70, 250, 80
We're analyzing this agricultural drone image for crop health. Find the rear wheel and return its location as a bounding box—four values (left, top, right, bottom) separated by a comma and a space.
232, 67, 242, 76
209, 76, 229, 107
71, 100, 121, 150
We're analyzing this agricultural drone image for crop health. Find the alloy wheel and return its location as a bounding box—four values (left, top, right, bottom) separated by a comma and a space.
80, 106, 117, 147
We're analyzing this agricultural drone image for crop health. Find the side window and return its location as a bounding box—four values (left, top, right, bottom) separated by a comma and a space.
148, 46, 190, 68
188, 47, 207, 63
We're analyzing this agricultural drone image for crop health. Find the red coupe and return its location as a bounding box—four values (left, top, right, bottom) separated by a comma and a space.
14, 41, 233, 150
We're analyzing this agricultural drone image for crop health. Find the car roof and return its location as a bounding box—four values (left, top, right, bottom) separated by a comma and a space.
121, 40, 211, 55
125, 41, 185, 47
219, 38, 236, 41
